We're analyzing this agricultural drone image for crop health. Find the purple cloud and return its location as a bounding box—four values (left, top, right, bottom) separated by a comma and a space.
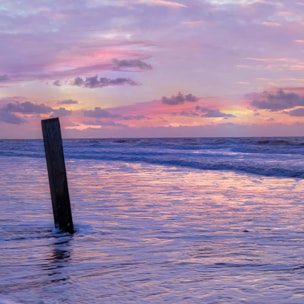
82, 107, 120, 118
0, 75, 9, 82
199, 108, 235, 118
162, 92, 199, 105
82, 106, 149, 122
180, 110, 199, 117
0, 101, 72, 124
112, 59, 152, 70
122, 115, 149, 120
286, 107, 304, 117
53, 80, 62, 86
251, 89, 304, 111
0, 109, 24, 124
83, 120, 126, 127
58, 99, 79, 105
180, 106, 235, 118
3, 101, 53, 114
53, 107, 72, 117
72, 76, 139, 88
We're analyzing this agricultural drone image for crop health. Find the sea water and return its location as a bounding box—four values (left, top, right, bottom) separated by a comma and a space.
1, 137, 304, 303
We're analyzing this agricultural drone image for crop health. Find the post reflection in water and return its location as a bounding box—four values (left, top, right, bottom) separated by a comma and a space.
43, 235, 73, 284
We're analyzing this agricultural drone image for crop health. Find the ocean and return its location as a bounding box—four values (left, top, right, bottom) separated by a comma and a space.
1, 137, 304, 303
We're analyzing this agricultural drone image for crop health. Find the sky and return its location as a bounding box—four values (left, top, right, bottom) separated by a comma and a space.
1, 0, 304, 138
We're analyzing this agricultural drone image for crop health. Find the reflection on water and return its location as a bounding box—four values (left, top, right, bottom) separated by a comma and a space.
1, 157, 304, 303
43, 235, 72, 284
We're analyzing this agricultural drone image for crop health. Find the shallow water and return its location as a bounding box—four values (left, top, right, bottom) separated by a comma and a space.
1, 154, 304, 303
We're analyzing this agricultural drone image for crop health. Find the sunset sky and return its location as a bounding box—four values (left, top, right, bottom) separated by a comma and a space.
1, 0, 304, 138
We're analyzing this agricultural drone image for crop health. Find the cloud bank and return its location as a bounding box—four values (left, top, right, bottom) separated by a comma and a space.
251, 89, 304, 111
0, 101, 72, 124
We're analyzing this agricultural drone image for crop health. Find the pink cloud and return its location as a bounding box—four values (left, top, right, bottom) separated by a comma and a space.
262, 21, 281, 26
154, 0, 187, 8
72, 92, 236, 132
182, 20, 209, 26
3, 0, 304, 137
139, 0, 187, 7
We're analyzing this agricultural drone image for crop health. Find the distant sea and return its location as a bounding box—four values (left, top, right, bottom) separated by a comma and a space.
2, 137, 304, 178
1, 137, 304, 303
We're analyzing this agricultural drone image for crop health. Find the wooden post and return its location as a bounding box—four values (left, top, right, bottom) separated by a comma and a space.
41, 118, 74, 233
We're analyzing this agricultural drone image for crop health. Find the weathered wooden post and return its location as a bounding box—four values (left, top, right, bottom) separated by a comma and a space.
41, 117, 74, 233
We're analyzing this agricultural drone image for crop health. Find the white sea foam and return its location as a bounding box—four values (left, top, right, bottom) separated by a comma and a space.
2, 137, 304, 178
